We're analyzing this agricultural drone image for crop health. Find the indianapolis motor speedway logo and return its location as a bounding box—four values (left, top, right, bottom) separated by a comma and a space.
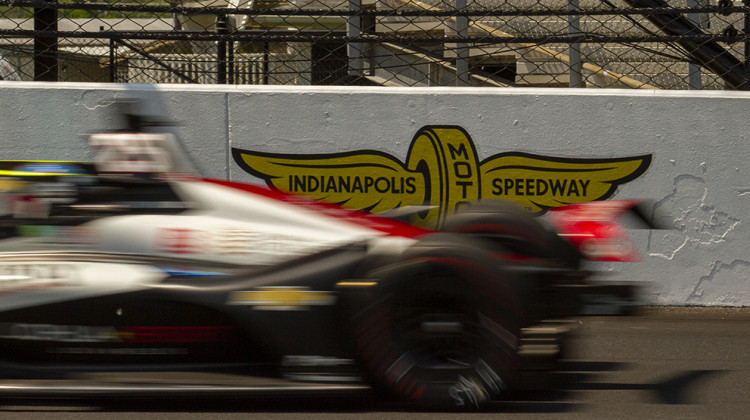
232, 126, 651, 228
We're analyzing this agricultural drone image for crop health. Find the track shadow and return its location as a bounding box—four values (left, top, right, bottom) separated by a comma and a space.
570, 369, 727, 405
0, 365, 728, 414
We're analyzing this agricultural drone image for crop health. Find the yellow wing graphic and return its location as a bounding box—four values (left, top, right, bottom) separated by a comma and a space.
480, 153, 651, 213
232, 148, 426, 214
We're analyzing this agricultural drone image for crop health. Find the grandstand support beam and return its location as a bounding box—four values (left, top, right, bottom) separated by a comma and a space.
624, 0, 750, 90
216, 15, 228, 84
455, 0, 469, 86
117, 39, 197, 84
228, 37, 235, 84
33, 0, 57, 81
348, 0, 363, 76
109, 38, 116, 83
568, 0, 582, 87
391, 0, 657, 89
686, 0, 703, 90
263, 42, 269, 85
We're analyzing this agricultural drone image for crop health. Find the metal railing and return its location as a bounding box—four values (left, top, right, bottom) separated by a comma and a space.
2, 0, 750, 89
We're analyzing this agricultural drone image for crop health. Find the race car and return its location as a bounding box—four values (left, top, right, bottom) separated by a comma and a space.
0, 128, 645, 409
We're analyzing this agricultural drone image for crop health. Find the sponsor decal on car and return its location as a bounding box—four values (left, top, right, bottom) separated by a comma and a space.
17, 225, 98, 245
157, 228, 205, 254
155, 226, 338, 261
0, 323, 233, 343
89, 133, 174, 174
0, 323, 120, 343
0, 177, 28, 192
0, 262, 165, 311
232, 126, 651, 228
0, 162, 91, 177
0, 263, 81, 295
228, 287, 336, 310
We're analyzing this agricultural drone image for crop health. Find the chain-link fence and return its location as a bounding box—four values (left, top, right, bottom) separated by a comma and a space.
2, 0, 750, 89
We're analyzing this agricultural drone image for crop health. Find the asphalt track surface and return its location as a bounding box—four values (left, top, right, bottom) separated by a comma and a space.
1, 307, 749, 419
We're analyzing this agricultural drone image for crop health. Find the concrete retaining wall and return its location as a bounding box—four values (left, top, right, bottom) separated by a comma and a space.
1, 81, 748, 306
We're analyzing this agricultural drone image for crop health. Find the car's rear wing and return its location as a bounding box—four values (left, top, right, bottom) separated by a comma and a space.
547, 200, 661, 262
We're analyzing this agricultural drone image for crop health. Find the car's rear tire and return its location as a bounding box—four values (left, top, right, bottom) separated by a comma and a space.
444, 201, 585, 320
348, 235, 525, 409
444, 201, 581, 268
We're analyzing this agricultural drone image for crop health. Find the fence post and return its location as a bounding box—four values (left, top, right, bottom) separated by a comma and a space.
568, 0, 582, 87
263, 41, 269, 84
348, 0, 363, 75
33, 0, 58, 81
216, 14, 228, 84
109, 38, 116, 83
228, 36, 235, 84
455, 0, 469, 86
687, 0, 702, 89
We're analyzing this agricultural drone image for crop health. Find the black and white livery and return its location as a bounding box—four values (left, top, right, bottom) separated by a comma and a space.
0, 130, 643, 409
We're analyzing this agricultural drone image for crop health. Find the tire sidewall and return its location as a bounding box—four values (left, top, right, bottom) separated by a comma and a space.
349, 234, 525, 409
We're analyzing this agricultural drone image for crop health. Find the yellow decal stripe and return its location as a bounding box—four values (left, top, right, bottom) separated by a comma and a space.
229, 288, 336, 308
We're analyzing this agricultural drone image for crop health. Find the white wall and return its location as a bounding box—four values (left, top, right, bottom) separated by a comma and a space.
1, 81, 749, 306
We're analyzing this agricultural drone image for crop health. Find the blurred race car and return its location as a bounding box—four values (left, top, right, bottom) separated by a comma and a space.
0, 129, 646, 409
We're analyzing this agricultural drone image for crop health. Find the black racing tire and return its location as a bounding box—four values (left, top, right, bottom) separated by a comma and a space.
443, 201, 581, 268
349, 234, 526, 409
445, 201, 587, 320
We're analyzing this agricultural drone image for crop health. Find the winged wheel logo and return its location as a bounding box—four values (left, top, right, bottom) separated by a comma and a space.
233, 126, 651, 229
